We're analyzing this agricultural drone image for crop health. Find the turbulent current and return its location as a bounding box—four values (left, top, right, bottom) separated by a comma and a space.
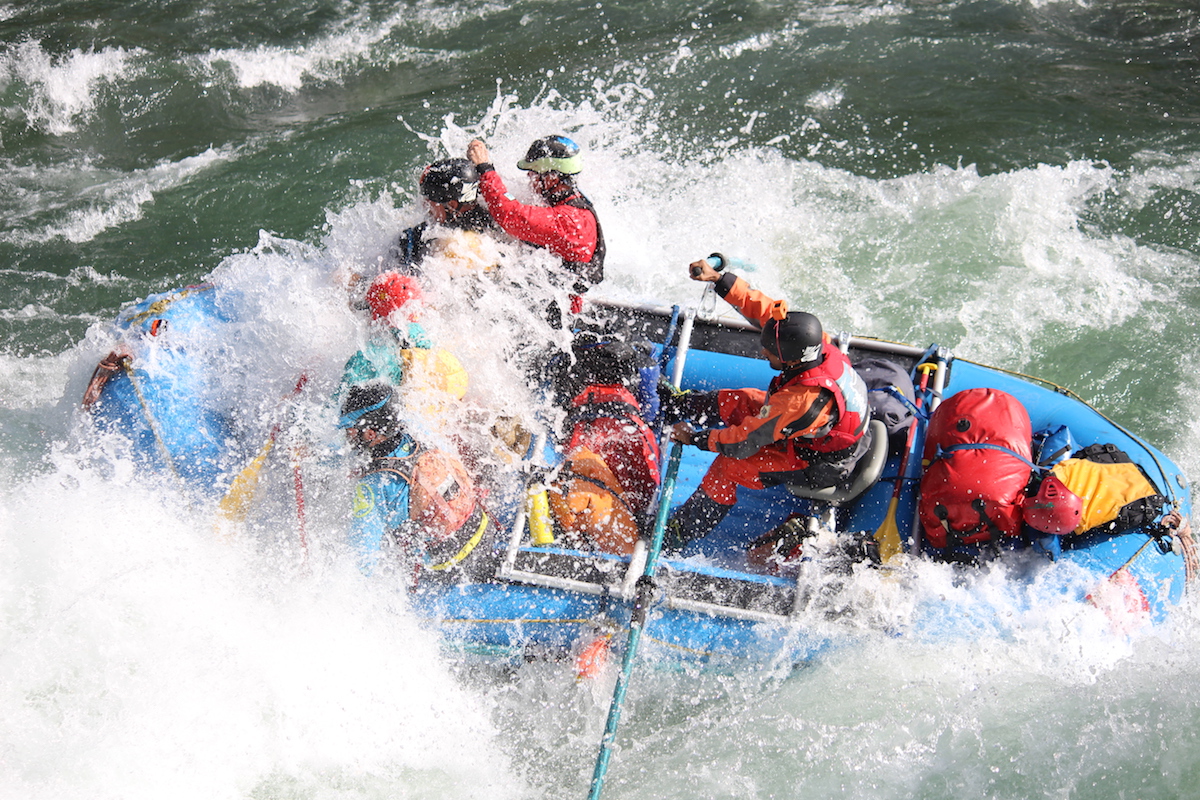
2, 2, 1199, 798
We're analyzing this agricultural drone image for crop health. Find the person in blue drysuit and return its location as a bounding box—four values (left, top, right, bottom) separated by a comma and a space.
339, 381, 497, 584
339, 382, 422, 577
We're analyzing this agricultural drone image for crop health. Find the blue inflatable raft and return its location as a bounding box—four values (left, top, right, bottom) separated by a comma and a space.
81, 288, 1196, 671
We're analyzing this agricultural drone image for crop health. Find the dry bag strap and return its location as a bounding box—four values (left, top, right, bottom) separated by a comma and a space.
934, 442, 1039, 471
427, 509, 489, 571
934, 499, 1005, 547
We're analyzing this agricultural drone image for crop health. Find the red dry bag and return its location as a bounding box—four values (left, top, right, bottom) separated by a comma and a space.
918, 387, 1034, 550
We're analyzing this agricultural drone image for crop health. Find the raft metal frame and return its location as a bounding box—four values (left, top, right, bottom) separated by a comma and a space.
492, 300, 937, 627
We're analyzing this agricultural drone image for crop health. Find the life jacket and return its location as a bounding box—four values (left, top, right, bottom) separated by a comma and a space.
563, 383, 661, 515
366, 447, 492, 574
560, 193, 605, 291
1047, 444, 1166, 537
774, 342, 869, 454
546, 447, 640, 555
393, 214, 495, 273
918, 388, 1034, 550
400, 346, 469, 400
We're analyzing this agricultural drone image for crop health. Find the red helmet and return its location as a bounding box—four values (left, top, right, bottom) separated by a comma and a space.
1023, 474, 1083, 534
366, 272, 422, 321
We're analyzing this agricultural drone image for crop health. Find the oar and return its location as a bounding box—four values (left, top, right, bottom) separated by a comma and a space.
874, 361, 936, 563
588, 293, 703, 799
217, 373, 309, 526
290, 443, 310, 561
651, 304, 681, 434
571, 303, 684, 682
587, 439, 683, 800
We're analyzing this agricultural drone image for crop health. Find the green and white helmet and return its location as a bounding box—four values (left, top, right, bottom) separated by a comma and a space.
516, 135, 583, 175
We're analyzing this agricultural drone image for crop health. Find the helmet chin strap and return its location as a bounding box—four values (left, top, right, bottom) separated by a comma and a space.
780, 349, 824, 371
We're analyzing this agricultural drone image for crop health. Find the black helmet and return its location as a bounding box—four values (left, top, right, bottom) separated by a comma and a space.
338, 382, 400, 434
419, 158, 480, 204
516, 135, 583, 175
760, 312, 824, 366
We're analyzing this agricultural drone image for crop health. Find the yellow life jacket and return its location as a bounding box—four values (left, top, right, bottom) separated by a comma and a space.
1050, 451, 1164, 536
401, 347, 468, 400
430, 229, 500, 273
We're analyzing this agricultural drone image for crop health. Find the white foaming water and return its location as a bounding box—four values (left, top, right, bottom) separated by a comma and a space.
0, 209, 552, 795
195, 5, 460, 92
0, 41, 139, 136
0, 459, 526, 799
3, 90, 1199, 797
0, 148, 236, 246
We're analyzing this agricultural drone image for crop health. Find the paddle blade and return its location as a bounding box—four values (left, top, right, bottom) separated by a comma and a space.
217, 439, 274, 525
874, 496, 903, 564
575, 633, 612, 682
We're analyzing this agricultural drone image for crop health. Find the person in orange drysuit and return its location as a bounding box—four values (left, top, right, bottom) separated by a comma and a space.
663, 257, 873, 548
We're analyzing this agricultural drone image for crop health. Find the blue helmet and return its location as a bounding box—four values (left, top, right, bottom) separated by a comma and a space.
338, 382, 398, 432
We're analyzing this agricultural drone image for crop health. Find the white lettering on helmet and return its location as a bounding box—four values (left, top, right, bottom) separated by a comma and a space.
800, 343, 822, 362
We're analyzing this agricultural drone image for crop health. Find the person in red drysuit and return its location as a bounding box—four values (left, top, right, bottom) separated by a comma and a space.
466, 135, 605, 324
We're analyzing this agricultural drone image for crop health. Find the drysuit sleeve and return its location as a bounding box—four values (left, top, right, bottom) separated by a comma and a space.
348, 471, 411, 575
476, 168, 598, 264
695, 383, 834, 459
715, 274, 787, 328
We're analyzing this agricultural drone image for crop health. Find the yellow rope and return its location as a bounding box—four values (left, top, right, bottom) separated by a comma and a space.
123, 284, 212, 327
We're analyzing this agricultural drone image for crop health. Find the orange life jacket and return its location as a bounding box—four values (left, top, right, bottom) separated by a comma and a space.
546, 447, 640, 555
367, 447, 491, 572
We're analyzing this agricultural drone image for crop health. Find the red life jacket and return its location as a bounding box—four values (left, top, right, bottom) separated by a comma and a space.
564, 383, 661, 515
917, 388, 1034, 550
773, 342, 869, 454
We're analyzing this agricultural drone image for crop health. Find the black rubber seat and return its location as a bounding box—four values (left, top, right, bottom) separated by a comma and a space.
785, 419, 889, 507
